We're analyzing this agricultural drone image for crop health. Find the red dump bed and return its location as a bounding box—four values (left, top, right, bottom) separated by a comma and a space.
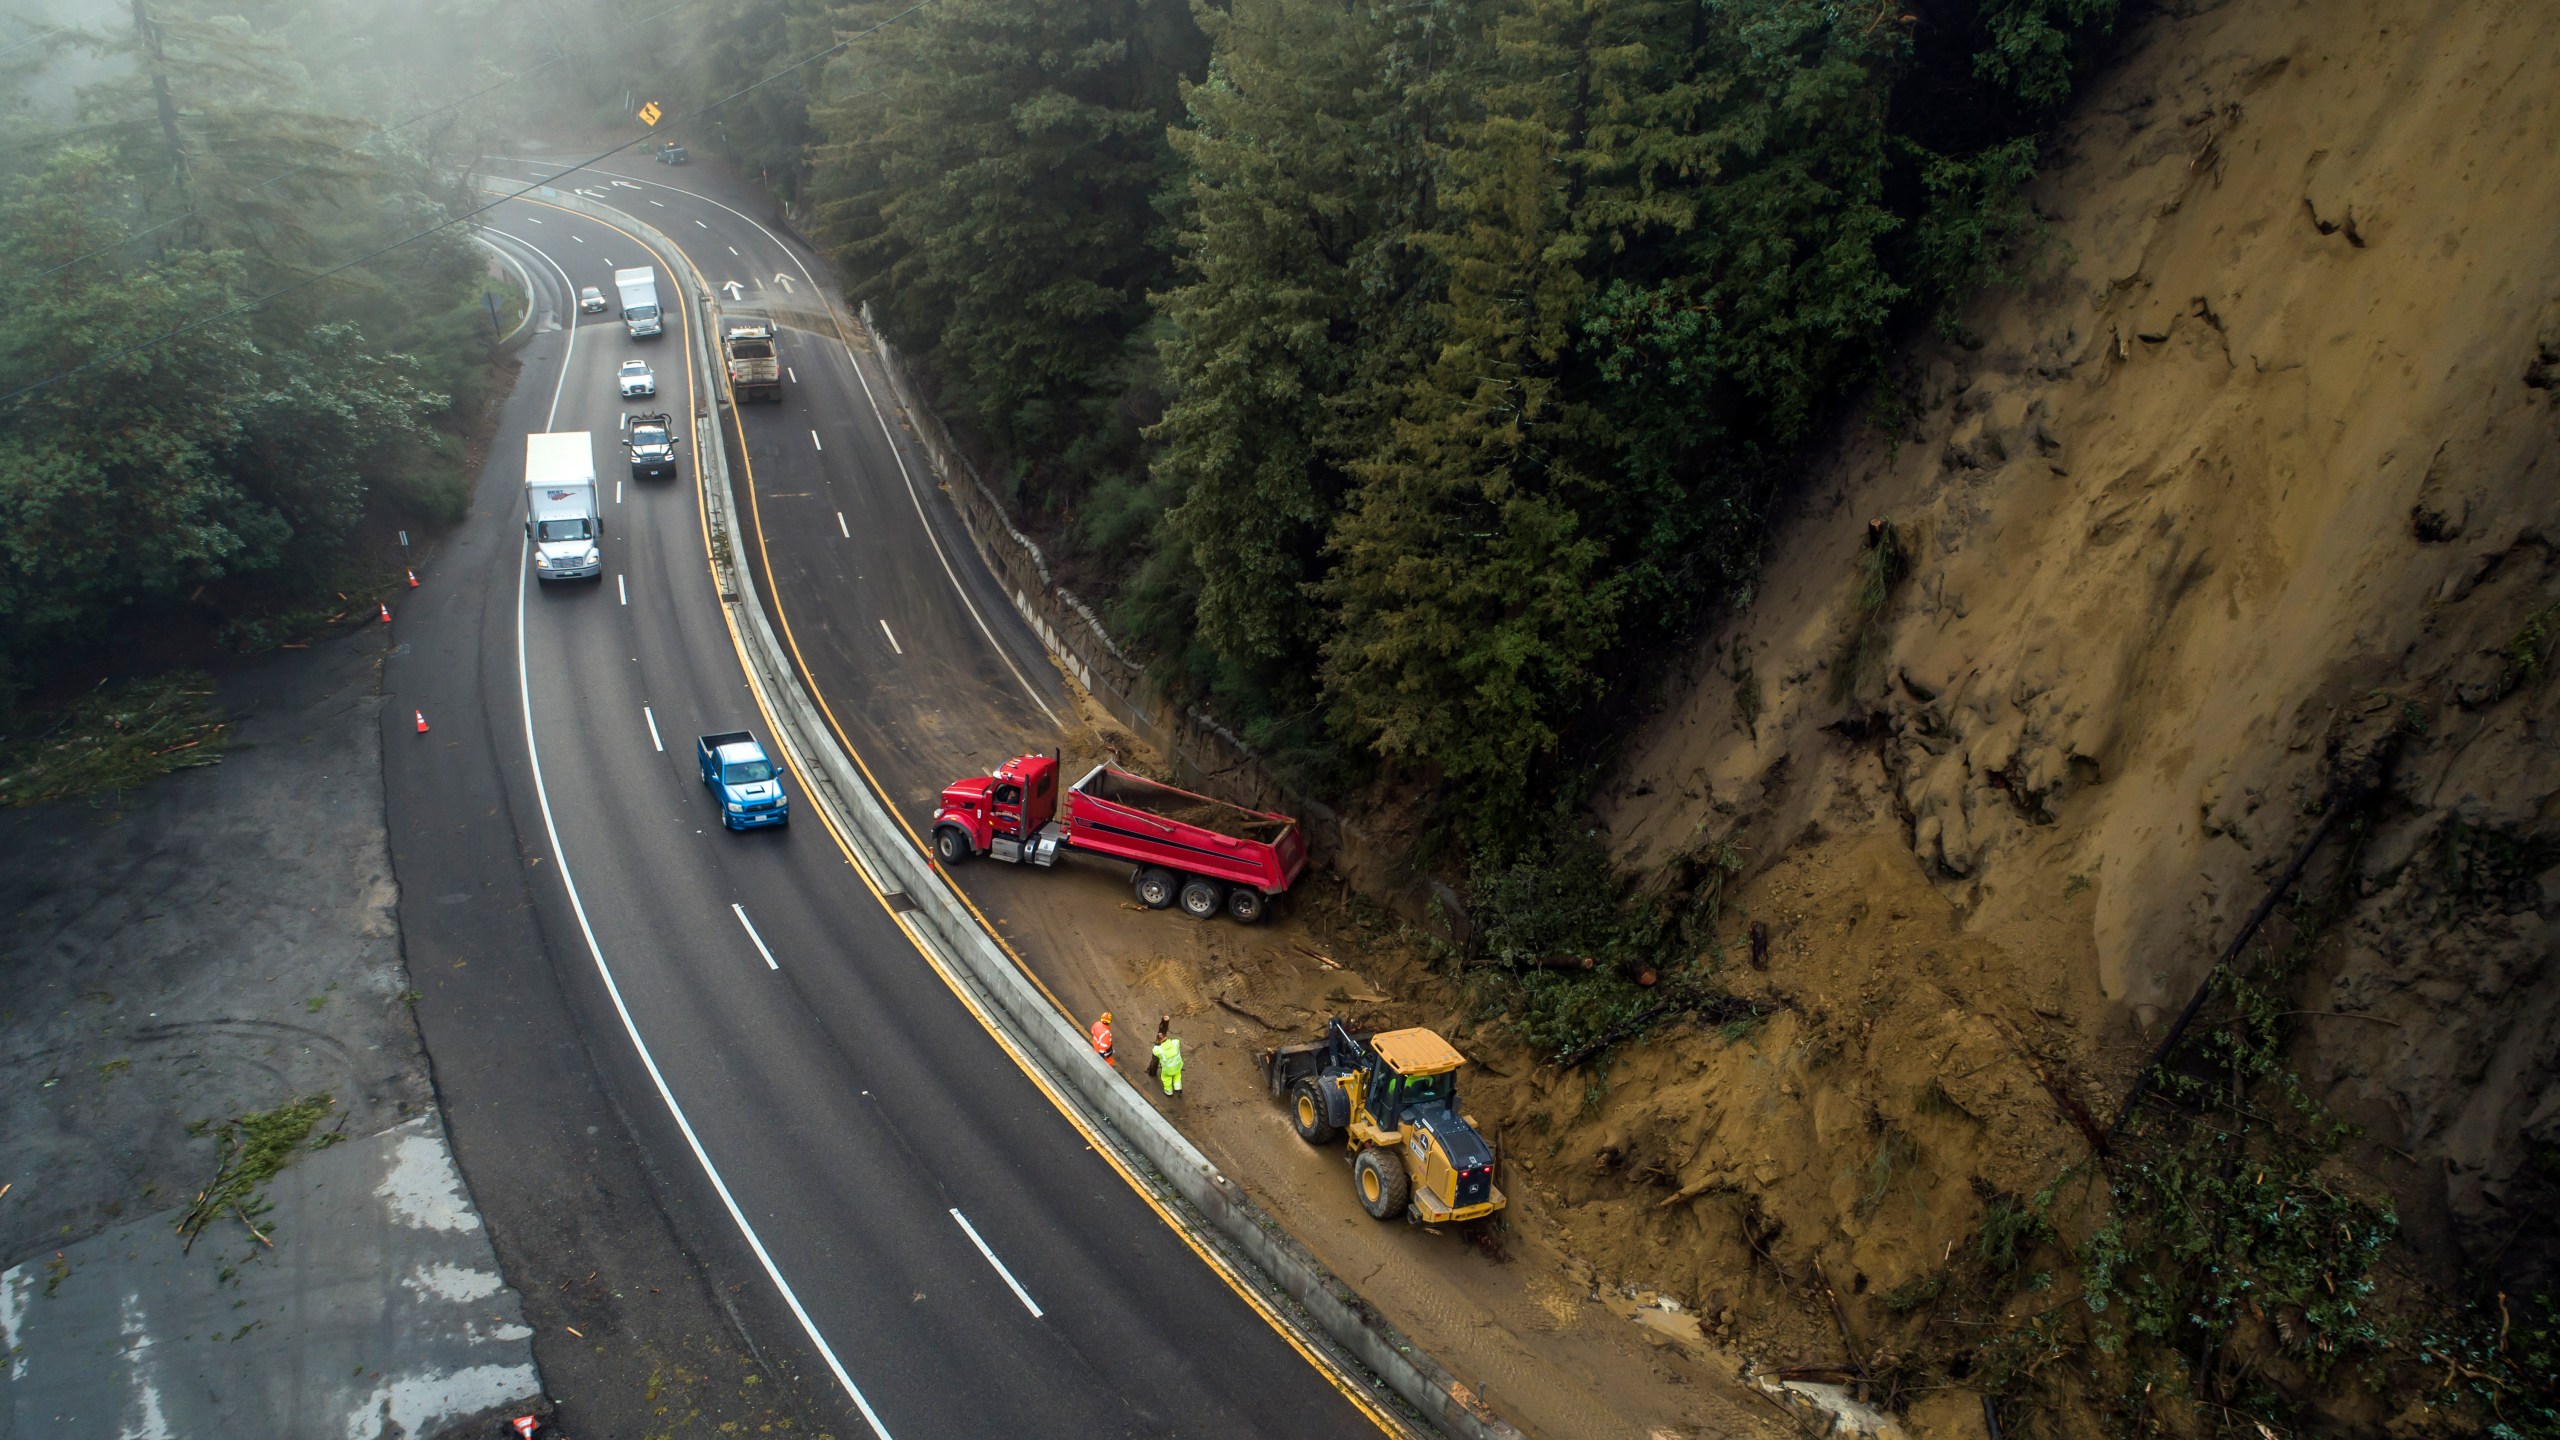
1062, 763, 1306, 895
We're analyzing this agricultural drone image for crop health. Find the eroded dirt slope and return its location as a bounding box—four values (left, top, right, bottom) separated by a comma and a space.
1528, 0, 2560, 1423
980, 3, 2559, 1432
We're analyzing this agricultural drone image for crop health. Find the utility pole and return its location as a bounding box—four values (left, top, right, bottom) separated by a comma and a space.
130, 0, 188, 216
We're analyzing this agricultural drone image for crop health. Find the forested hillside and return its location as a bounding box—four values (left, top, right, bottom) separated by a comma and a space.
690, 0, 2122, 838
0, 0, 531, 695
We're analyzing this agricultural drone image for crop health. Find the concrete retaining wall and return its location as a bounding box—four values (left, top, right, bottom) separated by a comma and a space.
848, 310, 1433, 912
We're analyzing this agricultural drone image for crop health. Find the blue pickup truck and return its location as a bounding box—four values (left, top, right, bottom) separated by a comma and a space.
697, 731, 790, 830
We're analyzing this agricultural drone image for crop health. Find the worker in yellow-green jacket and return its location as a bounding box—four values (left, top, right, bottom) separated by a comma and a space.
1151, 1015, 1182, 1097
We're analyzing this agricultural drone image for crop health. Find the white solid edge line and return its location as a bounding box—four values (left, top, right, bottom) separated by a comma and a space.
512, 232, 895, 1440
549, 169, 1063, 730
836, 315, 1058, 727
949, 1209, 1044, 1319
837, 511, 850, 539
879, 619, 902, 656
644, 704, 662, 752
732, 903, 781, 971
513, 230, 578, 429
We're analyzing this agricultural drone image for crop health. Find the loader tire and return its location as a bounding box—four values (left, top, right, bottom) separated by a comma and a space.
1178, 877, 1224, 920
1355, 1147, 1411, 1221
1289, 1077, 1341, 1145
933, 826, 972, 865
1134, 867, 1179, 909
1225, 887, 1266, 924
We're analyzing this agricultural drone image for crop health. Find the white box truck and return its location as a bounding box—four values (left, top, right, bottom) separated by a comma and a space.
614, 266, 662, 339
525, 432, 601, 581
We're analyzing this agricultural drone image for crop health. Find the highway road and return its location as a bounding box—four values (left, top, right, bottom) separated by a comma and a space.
382, 182, 1380, 1438
474, 158, 1077, 825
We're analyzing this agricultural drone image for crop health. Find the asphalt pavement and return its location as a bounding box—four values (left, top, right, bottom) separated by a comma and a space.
381, 180, 1377, 1438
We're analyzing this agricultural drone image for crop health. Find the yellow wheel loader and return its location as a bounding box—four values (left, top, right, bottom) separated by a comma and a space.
1261, 1018, 1505, 1224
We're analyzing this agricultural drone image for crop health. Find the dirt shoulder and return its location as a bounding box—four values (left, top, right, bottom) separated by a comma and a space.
938, 705, 1784, 1440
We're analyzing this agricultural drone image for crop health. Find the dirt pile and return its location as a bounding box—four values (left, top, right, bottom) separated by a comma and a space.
1365, 0, 2560, 1431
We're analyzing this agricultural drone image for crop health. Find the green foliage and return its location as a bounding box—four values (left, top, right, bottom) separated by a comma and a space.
2495, 601, 2559, 701
0, 672, 230, 806
1473, 828, 1641, 970
2417, 1293, 2560, 1440
766, 0, 2123, 840
1465, 823, 1755, 1063
175, 1094, 338, 1249
0, 4, 499, 690
2080, 1135, 2396, 1384
2073, 820, 2405, 1417
1831, 517, 1911, 699
1974, 1190, 2056, 1275
811, 0, 1204, 472
1150, 0, 1449, 670
1973, 0, 2120, 109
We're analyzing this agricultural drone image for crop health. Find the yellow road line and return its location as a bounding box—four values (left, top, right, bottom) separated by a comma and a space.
516, 193, 1407, 1439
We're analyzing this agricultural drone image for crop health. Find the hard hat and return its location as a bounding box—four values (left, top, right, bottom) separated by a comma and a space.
1099, 1012, 1112, 1024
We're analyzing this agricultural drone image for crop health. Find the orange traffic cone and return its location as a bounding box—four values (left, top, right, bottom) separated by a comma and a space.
378, 602, 393, 623
406, 569, 420, 589
414, 709, 430, 734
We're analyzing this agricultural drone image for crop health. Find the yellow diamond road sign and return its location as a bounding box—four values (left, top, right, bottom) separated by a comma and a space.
637, 100, 662, 127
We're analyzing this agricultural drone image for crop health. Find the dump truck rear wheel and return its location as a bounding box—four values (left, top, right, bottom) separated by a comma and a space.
1226, 887, 1266, 923
1134, 866, 1179, 909
1355, 1147, 1410, 1220
1178, 877, 1224, 920
1289, 1077, 1340, 1145
933, 826, 972, 864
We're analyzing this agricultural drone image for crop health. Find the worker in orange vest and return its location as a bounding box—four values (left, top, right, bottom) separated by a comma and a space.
1089, 1011, 1115, 1063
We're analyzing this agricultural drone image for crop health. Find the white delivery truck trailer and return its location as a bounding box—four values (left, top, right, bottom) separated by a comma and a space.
525, 432, 601, 581
613, 266, 662, 339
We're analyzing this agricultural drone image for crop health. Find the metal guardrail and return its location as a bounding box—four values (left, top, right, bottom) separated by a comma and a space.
493, 181, 1523, 1440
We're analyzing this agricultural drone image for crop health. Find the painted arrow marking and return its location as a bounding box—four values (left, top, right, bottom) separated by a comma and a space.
773, 273, 795, 295
721, 280, 744, 300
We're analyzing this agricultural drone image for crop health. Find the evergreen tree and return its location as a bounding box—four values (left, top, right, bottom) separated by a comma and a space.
809, 0, 1205, 473
1317, 2, 1612, 815
1148, 0, 1460, 672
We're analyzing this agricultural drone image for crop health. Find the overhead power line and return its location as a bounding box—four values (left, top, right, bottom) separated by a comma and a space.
0, 24, 68, 58
1, 0, 940, 407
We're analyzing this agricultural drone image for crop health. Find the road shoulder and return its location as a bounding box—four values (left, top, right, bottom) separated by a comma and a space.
0, 626, 543, 1436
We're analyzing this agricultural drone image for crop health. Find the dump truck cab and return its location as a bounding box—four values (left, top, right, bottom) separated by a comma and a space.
935, 753, 1061, 862
1264, 1019, 1503, 1225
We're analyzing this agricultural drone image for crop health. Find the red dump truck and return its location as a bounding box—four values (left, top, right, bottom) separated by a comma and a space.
931, 754, 1305, 922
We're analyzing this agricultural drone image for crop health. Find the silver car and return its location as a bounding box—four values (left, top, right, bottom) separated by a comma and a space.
617, 360, 656, 398
578, 286, 608, 315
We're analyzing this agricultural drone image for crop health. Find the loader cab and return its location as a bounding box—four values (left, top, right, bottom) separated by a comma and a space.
1361, 1028, 1466, 1138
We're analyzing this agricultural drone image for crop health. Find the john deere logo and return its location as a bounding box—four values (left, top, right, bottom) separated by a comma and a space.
637, 100, 662, 127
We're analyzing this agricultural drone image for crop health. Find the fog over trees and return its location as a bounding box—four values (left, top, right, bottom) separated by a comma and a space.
2, 0, 2119, 840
